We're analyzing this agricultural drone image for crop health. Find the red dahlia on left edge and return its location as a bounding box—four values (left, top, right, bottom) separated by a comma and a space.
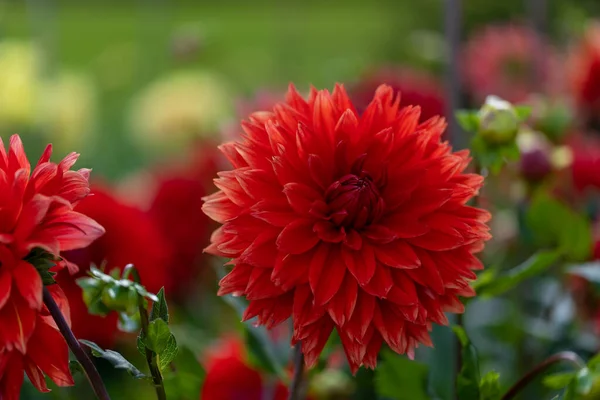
0, 134, 105, 399
203, 84, 491, 372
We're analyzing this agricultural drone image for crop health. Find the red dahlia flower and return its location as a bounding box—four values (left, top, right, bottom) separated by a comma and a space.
351, 67, 446, 122
203, 84, 491, 372
568, 22, 600, 115
201, 338, 288, 400
0, 134, 103, 352
0, 285, 74, 400
57, 186, 171, 347
569, 134, 600, 192
462, 24, 560, 103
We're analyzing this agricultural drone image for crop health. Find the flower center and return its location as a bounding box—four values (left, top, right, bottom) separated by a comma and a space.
325, 173, 384, 229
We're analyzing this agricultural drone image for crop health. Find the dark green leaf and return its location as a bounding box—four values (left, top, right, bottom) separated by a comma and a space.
150, 288, 169, 323
479, 371, 502, 400
69, 360, 84, 377
375, 350, 429, 400
543, 372, 576, 390
163, 346, 205, 400
473, 250, 562, 298
145, 319, 172, 354
452, 326, 480, 400
80, 340, 146, 379
221, 294, 287, 379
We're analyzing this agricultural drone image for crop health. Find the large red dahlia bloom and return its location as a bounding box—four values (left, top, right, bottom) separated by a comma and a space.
0, 134, 104, 352
0, 285, 74, 400
203, 84, 491, 372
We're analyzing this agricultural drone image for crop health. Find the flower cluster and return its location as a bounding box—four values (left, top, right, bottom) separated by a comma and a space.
0, 135, 104, 399
203, 84, 491, 372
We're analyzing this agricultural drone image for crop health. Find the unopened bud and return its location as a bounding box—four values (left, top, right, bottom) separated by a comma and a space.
477, 96, 519, 145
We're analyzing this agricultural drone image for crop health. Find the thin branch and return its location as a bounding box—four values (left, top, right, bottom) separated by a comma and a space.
43, 287, 111, 400
288, 342, 305, 400
125, 265, 167, 400
501, 351, 586, 400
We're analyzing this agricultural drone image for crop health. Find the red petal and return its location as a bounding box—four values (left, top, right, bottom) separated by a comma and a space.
374, 241, 421, 269
0, 296, 37, 353
1, 352, 24, 400
27, 319, 75, 387
283, 182, 322, 215
272, 252, 311, 291
276, 219, 319, 254
313, 248, 346, 307
13, 261, 43, 310
24, 358, 50, 393
327, 274, 358, 326
342, 245, 376, 286
0, 269, 12, 310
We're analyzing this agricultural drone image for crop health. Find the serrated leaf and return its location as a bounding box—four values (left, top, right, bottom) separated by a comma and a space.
157, 334, 178, 372
375, 350, 429, 400
150, 288, 169, 323
452, 326, 480, 400
480, 371, 502, 400
473, 250, 561, 298
80, 340, 146, 379
145, 319, 172, 354
543, 372, 576, 390
163, 346, 205, 400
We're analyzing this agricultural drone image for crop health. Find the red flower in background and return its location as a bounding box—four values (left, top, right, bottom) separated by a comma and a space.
568, 134, 600, 192
0, 286, 73, 400
57, 187, 171, 348
201, 338, 288, 400
462, 24, 560, 103
203, 84, 491, 372
0, 134, 103, 357
568, 22, 600, 115
351, 67, 446, 122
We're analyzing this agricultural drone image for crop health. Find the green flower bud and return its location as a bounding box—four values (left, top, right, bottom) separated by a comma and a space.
477, 96, 520, 145
101, 284, 138, 314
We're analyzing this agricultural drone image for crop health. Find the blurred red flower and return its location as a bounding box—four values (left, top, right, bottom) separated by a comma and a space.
462, 24, 561, 103
0, 134, 103, 353
57, 186, 171, 348
0, 286, 74, 400
569, 134, 600, 192
351, 67, 446, 122
200, 338, 288, 400
203, 84, 491, 372
568, 22, 600, 115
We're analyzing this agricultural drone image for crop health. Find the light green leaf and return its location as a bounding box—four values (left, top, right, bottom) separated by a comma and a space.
163, 346, 205, 400
456, 110, 480, 133
80, 340, 146, 379
473, 250, 562, 298
157, 334, 178, 372
514, 105, 532, 121
145, 319, 172, 354
543, 372, 576, 390
479, 371, 502, 400
375, 350, 429, 400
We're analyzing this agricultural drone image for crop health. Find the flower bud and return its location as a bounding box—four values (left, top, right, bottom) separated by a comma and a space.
477, 96, 520, 145
517, 130, 552, 181
101, 284, 138, 314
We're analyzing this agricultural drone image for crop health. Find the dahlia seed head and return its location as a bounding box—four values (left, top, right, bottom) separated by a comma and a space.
203, 84, 491, 373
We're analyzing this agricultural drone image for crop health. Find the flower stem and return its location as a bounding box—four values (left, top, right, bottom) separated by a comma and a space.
501, 351, 585, 400
288, 342, 305, 400
126, 266, 167, 400
43, 287, 111, 400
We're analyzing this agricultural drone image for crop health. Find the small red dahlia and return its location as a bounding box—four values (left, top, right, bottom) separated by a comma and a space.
203, 84, 491, 372
0, 285, 74, 400
351, 67, 446, 122
0, 134, 104, 352
568, 22, 600, 115
462, 24, 560, 103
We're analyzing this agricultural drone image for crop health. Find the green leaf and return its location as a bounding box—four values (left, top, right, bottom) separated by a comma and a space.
221, 294, 287, 379
543, 372, 576, 390
69, 360, 84, 377
452, 326, 480, 400
77, 278, 111, 316
473, 250, 562, 298
588, 353, 600, 371
163, 346, 205, 400
150, 288, 169, 323
375, 350, 429, 400
514, 105, 532, 121
456, 110, 480, 133
157, 334, 178, 372
574, 368, 594, 395
526, 193, 591, 262
80, 340, 146, 379
243, 325, 279, 376
145, 319, 172, 354
479, 371, 502, 400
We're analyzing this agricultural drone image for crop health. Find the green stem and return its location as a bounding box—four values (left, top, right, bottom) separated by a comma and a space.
125, 265, 167, 400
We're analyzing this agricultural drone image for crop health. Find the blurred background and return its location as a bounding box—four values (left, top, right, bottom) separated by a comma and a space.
5, 0, 600, 399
